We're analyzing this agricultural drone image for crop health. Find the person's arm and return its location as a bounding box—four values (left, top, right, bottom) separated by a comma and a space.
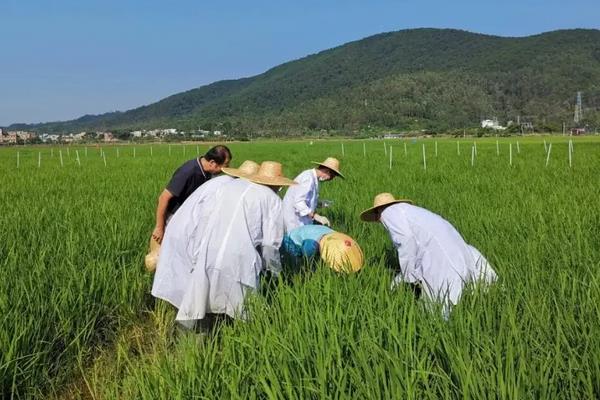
152, 189, 173, 243
292, 176, 315, 218
261, 199, 284, 275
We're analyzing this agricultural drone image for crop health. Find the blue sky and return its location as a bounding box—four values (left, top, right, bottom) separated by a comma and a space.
1, 0, 598, 126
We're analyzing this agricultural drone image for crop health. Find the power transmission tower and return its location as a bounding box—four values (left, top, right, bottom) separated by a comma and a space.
574, 91, 583, 125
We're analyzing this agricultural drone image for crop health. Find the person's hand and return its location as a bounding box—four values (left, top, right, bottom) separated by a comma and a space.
152, 226, 165, 244
313, 214, 331, 227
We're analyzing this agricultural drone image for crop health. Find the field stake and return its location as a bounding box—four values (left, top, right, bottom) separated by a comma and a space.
341, 142, 345, 157
509, 143, 513, 166
545, 143, 552, 167
38, 152, 41, 168
117, 147, 120, 158
474, 142, 478, 156
183, 145, 185, 156
435, 141, 438, 157
363, 142, 366, 157
422, 144, 427, 170
169, 144, 172, 156
404, 142, 407, 156
76, 150, 81, 166
496, 140, 499, 156
51, 148, 54, 157
59, 150, 64, 167
568, 141, 572, 168
384, 142, 387, 156
457, 141, 460, 155
67, 147, 70, 157
471, 146, 475, 167
103, 152, 107, 167
516, 141, 520, 153
151, 146, 153, 157
196, 145, 199, 155
389, 146, 393, 169
85, 147, 88, 157
544, 140, 547, 153
17, 152, 20, 168
133, 147, 136, 158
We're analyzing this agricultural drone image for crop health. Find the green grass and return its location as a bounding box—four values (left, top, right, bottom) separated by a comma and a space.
1, 137, 599, 398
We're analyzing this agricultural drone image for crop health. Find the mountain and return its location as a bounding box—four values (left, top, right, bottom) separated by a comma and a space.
10, 28, 600, 135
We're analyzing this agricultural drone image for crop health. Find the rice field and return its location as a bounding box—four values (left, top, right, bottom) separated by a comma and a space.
1, 137, 599, 399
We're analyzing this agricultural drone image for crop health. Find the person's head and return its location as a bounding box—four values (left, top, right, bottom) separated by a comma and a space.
202, 145, 232, 174
246, 161, 296, 190
312, 157, 344, 181
359, 193, 413, 223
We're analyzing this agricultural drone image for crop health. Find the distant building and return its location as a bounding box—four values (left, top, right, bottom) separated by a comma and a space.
131, 130, 143, 138
481, 119, 506, 130
570, 127, 586, 136
213, 130, 222, 136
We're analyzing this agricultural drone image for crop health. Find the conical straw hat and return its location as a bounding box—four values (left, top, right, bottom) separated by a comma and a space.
222, 160, 260, 178
246, 161, 296, 186
311, 157, 344, 178
319, 232, 364, 273
145, 237, 161, 272
359, 193, 413, 222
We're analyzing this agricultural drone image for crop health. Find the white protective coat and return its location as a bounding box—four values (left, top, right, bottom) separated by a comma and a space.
282, 169, 319, 232
175, 178, 284, 322
381, 203, 497, 307
152, 175, 234, 309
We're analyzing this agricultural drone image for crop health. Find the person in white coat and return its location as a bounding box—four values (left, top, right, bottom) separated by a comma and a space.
360, 193, 497, 313
282, 157, 344, 232
151, 161, 260, 310
175, 161, 296, 326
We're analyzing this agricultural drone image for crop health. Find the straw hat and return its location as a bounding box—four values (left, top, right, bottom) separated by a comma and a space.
312, 157, 344, 178
246, 161, 296, 186
360, 193, 413, 222
144, 237, 160, 272
222, 160, 260, 178
319, 232, 364, 273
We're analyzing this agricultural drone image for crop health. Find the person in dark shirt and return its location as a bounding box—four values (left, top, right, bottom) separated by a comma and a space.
152, 145, 232, 244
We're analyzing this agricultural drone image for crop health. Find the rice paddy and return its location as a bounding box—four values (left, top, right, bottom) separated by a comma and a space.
1, 137, 599, 399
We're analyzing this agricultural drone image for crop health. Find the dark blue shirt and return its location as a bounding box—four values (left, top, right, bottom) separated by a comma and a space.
166, 158, 210, 215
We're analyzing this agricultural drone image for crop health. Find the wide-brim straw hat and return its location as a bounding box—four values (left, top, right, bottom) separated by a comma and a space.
360, 193, 413, 222
319, 232, 364, 273
312, 157, 344, 178
222, 160, 260, 179
246, 161, 296, 186
145, 237, 161, 272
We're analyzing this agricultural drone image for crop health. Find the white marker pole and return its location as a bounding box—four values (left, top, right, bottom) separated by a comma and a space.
117, 147, 120, 158
404, 142, 407, 156
17, 152, 20, 169
151, 146, 153, 157
76, 150, 81, 166
568, 141, 572, 168
384, 142, 387, 156
543, 140, 547, 153
103, 152, 107, 167
169, 144, 172, 156
59, 150, 64, 167
509, 143, 513, 166
422, 144, 427, 170
496, 140, 499, 156
435, 141, 438, 157
38, 152, 41, 168
457, 141, 460, 155
51, 148, 54, 157
133, 147, 136, 158
363, 142, 366, 157
545, 143, 552, 167
474, 142, 478, 156
183, 145, 185, 156
196, 145, 199, 155
67, 147, 70, 157
471, 146, 475, 167
85, 147, 88, 157
516, 141, 520, 154
389, 146, 393, 170
341, 142, 345, 157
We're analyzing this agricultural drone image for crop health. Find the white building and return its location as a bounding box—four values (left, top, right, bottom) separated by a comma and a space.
481, 119, 506, 130
130, 130, 143, 138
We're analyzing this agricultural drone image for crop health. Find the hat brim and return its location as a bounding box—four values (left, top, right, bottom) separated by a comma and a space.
246, 175, 297, 186
221, 167, 254, 179
311, 162, 345, 179
359, 200, 413, 222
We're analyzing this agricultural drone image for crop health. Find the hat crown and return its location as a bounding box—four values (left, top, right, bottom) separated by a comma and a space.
373, 193, 396, 208
257, 161, 284, 178
237, 160, 260, 175
320, 157, 340, 171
